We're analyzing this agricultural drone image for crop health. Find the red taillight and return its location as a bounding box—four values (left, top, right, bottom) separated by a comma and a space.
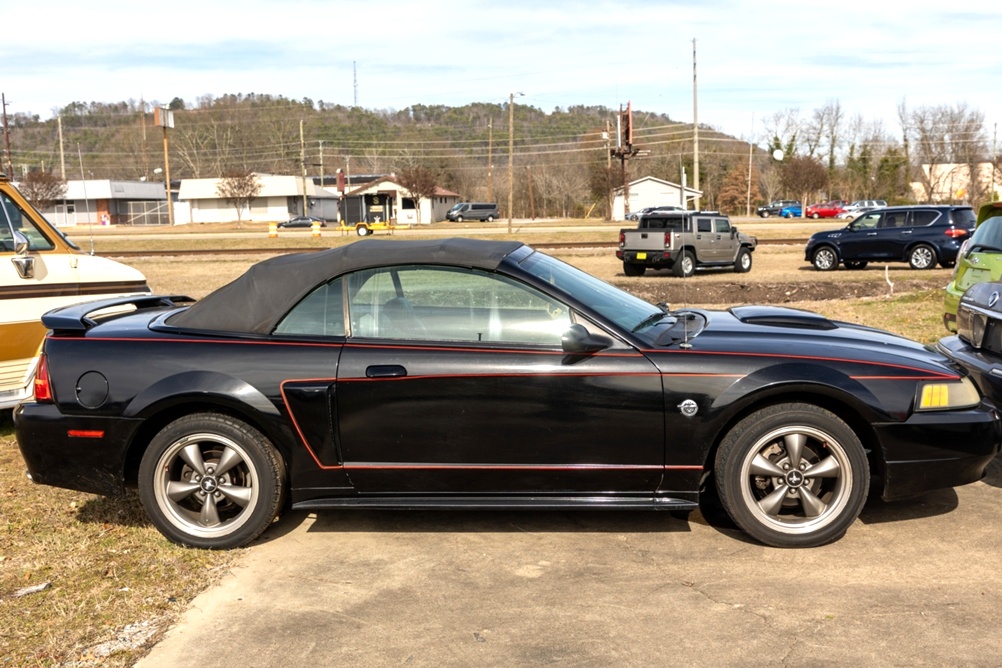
619, 232, 625, 247
33, 354, 52, 403
944, 228, 969, 238
664, 232, 671, 247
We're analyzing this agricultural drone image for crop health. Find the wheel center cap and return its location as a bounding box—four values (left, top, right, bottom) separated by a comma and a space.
200, 477, 218, 493
785, 470, 805, 488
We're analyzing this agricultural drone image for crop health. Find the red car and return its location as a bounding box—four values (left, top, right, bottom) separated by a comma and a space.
806, 201, 848, 219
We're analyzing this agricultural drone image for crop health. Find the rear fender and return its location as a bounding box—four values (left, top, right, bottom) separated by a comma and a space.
124, 370, 280, 419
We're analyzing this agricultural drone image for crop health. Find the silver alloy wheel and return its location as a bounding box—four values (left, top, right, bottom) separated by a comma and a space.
813, 247, 837, 271
681, 254, 694, 276
737, 425, 853, 536
151, 432, 261, 541
909, 245, 935, 269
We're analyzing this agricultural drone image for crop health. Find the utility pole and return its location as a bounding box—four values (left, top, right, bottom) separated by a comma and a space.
300, 120, 308, 216
58, 116, 66, 180
487, 118, 493, 202
154, 106, 175, 226
527, 165, 535, 219
1, 94, 13, 177
507, 92, 524, 233
746, 113, 754, 217
319, 140, 325, 187
692, 38, 700, 211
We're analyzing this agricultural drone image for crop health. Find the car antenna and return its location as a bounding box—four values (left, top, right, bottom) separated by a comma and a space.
679, 207, 693, 349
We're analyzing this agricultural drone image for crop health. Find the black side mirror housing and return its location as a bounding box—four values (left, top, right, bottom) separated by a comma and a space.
561, 323, 612, 354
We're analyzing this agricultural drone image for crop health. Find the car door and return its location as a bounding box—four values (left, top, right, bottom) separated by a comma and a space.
713, 218, 735, 262
836, 211, 883, 260
871, 209, 914, 258
694, 217, 716, 261
334, 264, 666, 494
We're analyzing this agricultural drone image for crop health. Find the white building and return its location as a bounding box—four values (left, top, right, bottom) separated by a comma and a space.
611, 176, 703, 220
177, 174, 339, 224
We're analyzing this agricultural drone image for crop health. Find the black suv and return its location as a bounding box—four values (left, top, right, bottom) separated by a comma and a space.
757, 200, 800, 218
804, 205, 976, 271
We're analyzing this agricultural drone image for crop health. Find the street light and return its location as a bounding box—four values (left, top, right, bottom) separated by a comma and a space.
508, 92, 524, 233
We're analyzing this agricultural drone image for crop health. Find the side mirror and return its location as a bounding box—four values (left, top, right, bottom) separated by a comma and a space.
11, 230, 34, 279
561, 323, 612, 354
13, 229, 29, 255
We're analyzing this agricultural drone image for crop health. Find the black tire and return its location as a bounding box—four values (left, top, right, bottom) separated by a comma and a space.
672, 251, 695, 278
486, 215, 495, 222
811, 212, 820, 219
455, 215, 464, 223
843, 260, 868, 270
623, 262, 645, 277
783, 212, 793, 219
356, 225, 370, 237
734, 248, 752, 273
812, 246, 839, 271
714, 403, 869, 548
138, 413, 286, 549
760, 211, 770, 218
908, 244, 936, 270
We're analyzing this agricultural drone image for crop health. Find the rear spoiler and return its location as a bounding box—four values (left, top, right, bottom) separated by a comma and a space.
42, 295, 194, 333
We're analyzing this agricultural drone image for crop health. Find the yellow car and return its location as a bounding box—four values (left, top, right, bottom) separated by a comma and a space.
1, 175, 149, 410
944, 201, 1002, 332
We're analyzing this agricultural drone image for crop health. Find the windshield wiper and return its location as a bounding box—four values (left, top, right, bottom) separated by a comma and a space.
632, 303, 670, 332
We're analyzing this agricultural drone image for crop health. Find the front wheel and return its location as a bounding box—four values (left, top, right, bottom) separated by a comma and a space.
455, 215, 464, 223
811, 212, 820, 219
734, 248, 752, 273
138, 413, 286, 549
760, 211, 770, 218
672, 251, 695, 278
714, 403, 869, 548
812, 246, 839, 271
623, 262, 645, 277
908, 244, 936, 269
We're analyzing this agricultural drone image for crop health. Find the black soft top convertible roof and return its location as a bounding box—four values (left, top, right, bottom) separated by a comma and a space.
167, 237, 526, 334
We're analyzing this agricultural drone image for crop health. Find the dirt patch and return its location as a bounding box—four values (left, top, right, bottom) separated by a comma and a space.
611, 277, 947, 306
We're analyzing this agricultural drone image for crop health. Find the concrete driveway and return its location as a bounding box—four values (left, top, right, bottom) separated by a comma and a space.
137, 458, 1002, 667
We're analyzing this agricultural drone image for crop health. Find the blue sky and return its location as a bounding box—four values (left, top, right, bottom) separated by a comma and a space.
5, 0, 1000, 144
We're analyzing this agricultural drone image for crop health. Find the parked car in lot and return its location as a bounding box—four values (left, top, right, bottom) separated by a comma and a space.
278, 216, 327, 229
445, 202, 499, 222
781, 203, 803, 218
942, 201, 1002, 332
756, 200, 801, 218
14, 238, 1000, 550
805, 201, 849, 219
837, 200, 887, 219
805, 205, 976, 271
626, 205, 685, 221
938, 279, 1002, 407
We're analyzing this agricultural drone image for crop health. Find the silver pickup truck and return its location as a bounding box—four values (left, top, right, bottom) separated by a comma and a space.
616, 210, 757, 277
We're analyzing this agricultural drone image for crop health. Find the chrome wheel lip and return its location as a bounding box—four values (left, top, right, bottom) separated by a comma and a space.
911, 247, 934, 269
151, 432, 260, 539
737, 425, 853, 536
814, 249, 836, 270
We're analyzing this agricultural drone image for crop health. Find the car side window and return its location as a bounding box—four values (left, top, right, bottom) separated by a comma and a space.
911, 210, 940, 227
0, 192, 56, 251
853, 212, 880, 230
880, 211, 909, 229
273, 277, 346, 337
696, 218, 712, 233
346, 265, 571, 345
714, 219, 731, 234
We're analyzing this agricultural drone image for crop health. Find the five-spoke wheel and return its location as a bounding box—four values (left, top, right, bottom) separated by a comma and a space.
715, 403, 869, 548
139, 414, 285, 549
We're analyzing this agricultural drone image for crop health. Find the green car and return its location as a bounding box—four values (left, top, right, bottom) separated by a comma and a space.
944, 201, 1002, 331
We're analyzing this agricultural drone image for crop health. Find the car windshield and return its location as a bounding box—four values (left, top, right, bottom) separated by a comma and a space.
517, 250, 662, 331
968, 216, 1002, 252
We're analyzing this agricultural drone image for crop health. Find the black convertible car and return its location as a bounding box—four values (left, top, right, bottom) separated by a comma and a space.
14, 238, 1000, 549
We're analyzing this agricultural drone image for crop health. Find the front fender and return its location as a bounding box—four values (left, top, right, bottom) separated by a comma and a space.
124, 370, 280, 419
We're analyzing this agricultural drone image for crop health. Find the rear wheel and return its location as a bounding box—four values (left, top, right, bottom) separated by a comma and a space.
672, 251, 695, 278
486, 215, 494, 222
139, 413, 285, 549
812, 246, 839, 271
714, 403, 869, 548
623, 262, 645, 277
734, 248, 752, 273
356, 225, 370, 236
908, 244, 936, 269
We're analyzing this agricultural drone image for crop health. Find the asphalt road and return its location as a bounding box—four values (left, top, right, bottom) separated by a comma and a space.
137, 457, 1002, 667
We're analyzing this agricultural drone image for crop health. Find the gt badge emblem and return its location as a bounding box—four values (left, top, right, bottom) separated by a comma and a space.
990, 291, 1000, 309
678, 399, 698, 417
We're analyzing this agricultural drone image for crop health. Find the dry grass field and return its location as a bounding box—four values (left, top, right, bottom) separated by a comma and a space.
0, 222, 953, 665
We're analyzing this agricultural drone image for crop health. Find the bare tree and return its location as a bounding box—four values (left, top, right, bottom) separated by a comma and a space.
396, 166, 437, 223
19, 170, 67, 211
905, 103, 987, 202
216, 170, 261, 227
781, 156, 828, 216
762, 108, 802, 158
